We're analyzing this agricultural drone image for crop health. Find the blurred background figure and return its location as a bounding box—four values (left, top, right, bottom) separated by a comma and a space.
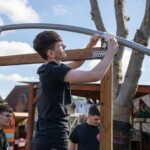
0, 104, 13, 150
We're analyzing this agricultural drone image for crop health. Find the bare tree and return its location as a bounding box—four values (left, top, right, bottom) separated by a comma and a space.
90, 0, 150, 149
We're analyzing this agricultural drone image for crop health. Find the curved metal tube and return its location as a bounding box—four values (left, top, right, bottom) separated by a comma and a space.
0, 23, 150, 56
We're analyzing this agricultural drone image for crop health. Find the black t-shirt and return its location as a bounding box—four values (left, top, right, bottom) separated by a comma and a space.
33, 61, 72, 147
69, 122, 100, 150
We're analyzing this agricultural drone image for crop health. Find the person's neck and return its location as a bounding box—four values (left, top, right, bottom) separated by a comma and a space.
45, 59, 61, 65
87, 119, 92, 126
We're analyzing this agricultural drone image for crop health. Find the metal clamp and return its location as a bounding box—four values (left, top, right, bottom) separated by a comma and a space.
92, 50, 107, 58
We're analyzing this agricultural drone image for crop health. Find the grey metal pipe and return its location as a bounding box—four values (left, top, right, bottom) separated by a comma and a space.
0, 23, 150, 56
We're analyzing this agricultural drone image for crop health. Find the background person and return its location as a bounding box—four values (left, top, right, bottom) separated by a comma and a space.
0, 104, 13, 150
68, 104, 100, 150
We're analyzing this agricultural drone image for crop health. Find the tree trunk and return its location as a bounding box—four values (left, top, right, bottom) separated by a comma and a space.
90, 0, 150, 149
113, 120, 131, 150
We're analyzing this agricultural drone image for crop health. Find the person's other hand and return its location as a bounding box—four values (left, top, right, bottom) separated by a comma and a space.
108, 37, 119, 55
86, 34, 101, 48
102, 32, 115, 42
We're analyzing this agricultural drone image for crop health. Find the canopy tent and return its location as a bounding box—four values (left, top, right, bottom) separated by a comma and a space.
133, 94, 150, 118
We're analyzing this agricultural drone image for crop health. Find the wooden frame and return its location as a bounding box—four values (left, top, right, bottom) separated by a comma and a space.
1, 23, 150, 150
24, 77, 113, 150
0, 47, 113, 150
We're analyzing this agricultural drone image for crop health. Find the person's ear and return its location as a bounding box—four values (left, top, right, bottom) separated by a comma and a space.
87, 114, 91, 119
47, 49, 55, 58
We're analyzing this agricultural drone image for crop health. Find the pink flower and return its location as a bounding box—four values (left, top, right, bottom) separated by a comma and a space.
96, 133, 100, 141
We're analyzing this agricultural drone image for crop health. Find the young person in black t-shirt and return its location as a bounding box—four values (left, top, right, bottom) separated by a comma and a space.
31, 30, 118, 150
68, 104, 100, 150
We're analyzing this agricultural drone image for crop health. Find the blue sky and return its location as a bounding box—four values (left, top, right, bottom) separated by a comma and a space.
0, 0, 149, 99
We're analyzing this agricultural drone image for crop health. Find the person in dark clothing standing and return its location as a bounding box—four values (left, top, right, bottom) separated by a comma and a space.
0, 104, 13, 150
31, 30, 118, 150
68, 104, 100, 150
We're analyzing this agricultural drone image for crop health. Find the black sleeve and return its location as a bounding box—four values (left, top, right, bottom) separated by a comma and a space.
69, 126, 79, 144
47, 63, 72, 82
2, 131, 8, 150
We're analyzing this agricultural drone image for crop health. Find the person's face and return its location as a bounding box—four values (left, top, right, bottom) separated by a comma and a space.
0, 112, 12, 127
88, 115, 100, 126
52, 41, 67, 60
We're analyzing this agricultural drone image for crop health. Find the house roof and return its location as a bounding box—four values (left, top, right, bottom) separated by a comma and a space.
5, 85, 29, 111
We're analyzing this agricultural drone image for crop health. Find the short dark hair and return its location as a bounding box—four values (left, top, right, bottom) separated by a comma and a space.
0, 104, 13, 114
88, 104, 100, 116
33, 31, 62, 60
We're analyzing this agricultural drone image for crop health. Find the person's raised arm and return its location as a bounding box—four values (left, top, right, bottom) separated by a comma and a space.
64, 37, 118, 83
66, 34, 101, 69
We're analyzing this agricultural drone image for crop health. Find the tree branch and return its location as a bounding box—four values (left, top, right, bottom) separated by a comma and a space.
113, 0, 129, 99
90, 0, 106, 31
115, 0, 150, 114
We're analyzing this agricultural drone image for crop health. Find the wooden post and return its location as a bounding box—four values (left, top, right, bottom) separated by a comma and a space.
100, 64, 113, 150
25, 83, 36, 150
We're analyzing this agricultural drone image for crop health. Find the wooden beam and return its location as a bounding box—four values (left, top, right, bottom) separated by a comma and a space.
25, 84, 36, 150
137, 85, 150, 94
0, 47, 104, 66
100, 64, 113, 150
71, 83, 100, 91
71, 83, 100, 99
19, 82, 150, 100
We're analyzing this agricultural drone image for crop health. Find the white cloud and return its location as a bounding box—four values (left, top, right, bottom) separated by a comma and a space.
0, 41, 35, 56
0, 0, 40, 23
52, 4, 68, 16
0, 73, 38, 82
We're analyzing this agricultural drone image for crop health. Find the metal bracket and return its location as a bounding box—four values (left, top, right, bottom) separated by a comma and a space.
101, 41, 108, 50
92, 50, 107, 58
